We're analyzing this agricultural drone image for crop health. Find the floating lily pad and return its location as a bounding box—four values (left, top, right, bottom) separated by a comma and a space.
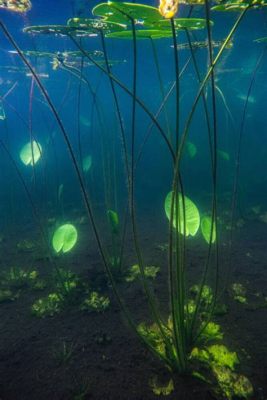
254, 37, 267, 43
211, 2, 249, 11
176, 39, 233, 51
154, 18, 212, 30
212, 0, 267, 11
0, 0, 31, 12
68, 17, 126, 34
201, 216, 216, 244
23, 25, 96, 37
20, 140, 42, 166
165, 192, 200, 237
106, 29, 172, 39
92, 2, 162, 27
52, 224, 78, 254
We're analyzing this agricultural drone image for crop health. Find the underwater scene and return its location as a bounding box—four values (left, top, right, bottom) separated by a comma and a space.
0, 0, 267, 399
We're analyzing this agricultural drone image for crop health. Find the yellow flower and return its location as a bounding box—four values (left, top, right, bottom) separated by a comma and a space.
159, 0, 179, 18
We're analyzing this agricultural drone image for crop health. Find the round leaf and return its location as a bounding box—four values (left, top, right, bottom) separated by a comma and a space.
106, 29, 172, 39
23, 25, 97, 37
67, 18, 126, 33
153, 18, 212, 30
185, 141, 197, 158
201, 216, 216, 244
20, 140, 42, 166
92, 2, 162, 27
82, 155, 92, 173
52, 224, 78, 254
165, 192, 200, 237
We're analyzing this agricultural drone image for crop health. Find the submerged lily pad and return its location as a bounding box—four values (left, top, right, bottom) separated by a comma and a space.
185, 141, 197, 158
165, 192, 200, 237
106, 29, 172, 39
92, 2, 163, 26
201, 216, 216, 244
52, 224, 78, 254
107, 210, 119, 234
20, 140, 42, 166
82, 155, 92, 173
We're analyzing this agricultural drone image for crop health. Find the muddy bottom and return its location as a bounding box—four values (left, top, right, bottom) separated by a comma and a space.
0, 215, 266, 400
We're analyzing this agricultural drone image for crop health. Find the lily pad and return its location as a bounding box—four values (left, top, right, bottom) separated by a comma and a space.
165, 192, 200, 237
52, 224, 78, 254
67, 17, 126, 33
0, 0, 31, 12
212, 0, 267, 11
106, 29, 172, 39
185, 141, 197, 158
82, 155, 92, 173
218, 150, 230, 161
201, 216, 216, 244
20, 140, 42, 166
153, 18, 211, 30
107, 210, 119, 234
92, 2, 162, 27
23, 25, 96, 37
254, 37, 267, 43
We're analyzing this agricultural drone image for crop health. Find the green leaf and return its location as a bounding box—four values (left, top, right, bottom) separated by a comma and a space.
52, 224, 78, 254
165, 192, 200, 237
211, 0, 267, 12
23, 25, 97, 37
20, 140, 42, 166
106, 29, 172, 39
185, 141, 197, 158
208, 344, 239, 370
82, 155, 92, 173
153, 18, 211, 30
92, 2, 162, 27
254, 36, 267, 43
67, 17, 126, 33
218, 149, 230, 161
201, 216, 216, 244
107, 209, 119, 234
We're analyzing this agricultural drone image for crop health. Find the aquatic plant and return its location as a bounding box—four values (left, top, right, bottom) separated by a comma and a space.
31, 293, 62, 318
80, 291, 110, 312
52, 223, 78, 254
125, 264, 160, 282
1, 0, 264, 396
19, 140, 42, 166
52, 340, 77, 366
